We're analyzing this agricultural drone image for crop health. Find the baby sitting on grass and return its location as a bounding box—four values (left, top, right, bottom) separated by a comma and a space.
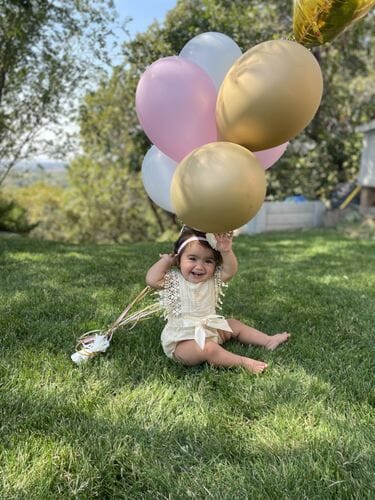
146, 226, 290, 373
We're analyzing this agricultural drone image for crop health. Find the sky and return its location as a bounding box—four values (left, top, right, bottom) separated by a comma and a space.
113, 0, 177, 39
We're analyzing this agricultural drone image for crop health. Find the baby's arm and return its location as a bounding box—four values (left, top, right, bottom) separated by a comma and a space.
215, 233, 238, 282
146, 254, 176, 289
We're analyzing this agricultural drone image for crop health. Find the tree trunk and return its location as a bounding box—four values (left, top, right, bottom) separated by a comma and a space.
147, 196, 165, 233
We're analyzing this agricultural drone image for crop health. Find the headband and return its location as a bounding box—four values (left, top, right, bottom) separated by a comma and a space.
177, 236, 208, 254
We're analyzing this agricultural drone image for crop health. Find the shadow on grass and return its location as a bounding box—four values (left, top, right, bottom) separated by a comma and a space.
2, 344, 373, 497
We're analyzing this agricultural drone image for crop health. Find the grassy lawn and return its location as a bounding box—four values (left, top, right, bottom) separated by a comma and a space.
0, 229, 374, 499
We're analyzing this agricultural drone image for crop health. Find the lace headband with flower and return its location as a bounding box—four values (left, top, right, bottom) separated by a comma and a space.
177, 225, 219, 253
177, 225, 234, 254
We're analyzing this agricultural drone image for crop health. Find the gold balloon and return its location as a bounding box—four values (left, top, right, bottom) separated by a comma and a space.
170, 142, 266, 233
293, 0, 375, 47
216, 39, 323, 152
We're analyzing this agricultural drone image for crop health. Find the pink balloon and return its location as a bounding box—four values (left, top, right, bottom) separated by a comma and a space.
254, 142, 289, 170
136, 56, 218, 162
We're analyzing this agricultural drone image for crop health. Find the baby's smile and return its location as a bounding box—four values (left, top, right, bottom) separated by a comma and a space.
189, 270, 206, 281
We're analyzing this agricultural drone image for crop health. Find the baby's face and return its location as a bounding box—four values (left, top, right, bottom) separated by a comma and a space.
179, 241, 216, 283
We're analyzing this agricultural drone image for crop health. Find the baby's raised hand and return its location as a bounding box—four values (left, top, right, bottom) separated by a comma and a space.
214, 232, 233, 253
159, 253, 177, 267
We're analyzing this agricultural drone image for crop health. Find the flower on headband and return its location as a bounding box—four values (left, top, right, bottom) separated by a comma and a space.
205, 233, 218, 250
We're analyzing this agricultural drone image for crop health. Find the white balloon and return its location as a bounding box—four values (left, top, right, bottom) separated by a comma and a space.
180, 32, 242, 89
141, 146, 177, 213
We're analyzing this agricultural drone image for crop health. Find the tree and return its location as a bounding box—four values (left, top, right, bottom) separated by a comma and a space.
0, 0, 121, 185
66, 67, 170, 243
67, 0, 374, 242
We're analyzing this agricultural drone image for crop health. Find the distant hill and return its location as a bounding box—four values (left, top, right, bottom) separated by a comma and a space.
13, 158, 67, 172
3, 158, 68, 187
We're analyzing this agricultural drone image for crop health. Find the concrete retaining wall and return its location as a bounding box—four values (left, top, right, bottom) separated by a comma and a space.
240, 201, 326, 234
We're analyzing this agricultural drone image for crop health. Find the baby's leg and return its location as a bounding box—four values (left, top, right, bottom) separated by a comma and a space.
227, 318, 290, 351
174, 339, 267, 373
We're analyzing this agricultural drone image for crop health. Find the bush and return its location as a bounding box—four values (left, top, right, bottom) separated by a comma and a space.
1, 183, 68, 240
0, 195, 37, 234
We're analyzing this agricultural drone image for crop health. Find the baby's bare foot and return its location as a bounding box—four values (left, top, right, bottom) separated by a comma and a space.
265, 332, 290, 351
241, 357, 268, 373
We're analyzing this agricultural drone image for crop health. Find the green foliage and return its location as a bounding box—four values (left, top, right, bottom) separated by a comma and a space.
66, 0, 374, 243
0, 229, 374, 497
66, 155, 171, 243
0, 0, 119, 185
3, 182, 71, 241
0, 194, 36, 234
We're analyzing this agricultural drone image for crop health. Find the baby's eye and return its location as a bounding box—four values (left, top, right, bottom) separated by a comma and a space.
188, 256, 196, 261
205, 259, 215, 265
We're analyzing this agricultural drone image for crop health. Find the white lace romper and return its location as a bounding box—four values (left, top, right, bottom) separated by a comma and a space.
158, 268, 233, 359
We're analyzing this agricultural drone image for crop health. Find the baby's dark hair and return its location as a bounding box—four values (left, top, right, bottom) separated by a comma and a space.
173, 226, 222, 267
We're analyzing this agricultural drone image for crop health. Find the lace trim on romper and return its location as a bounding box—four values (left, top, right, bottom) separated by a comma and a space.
157, 268, 228, 319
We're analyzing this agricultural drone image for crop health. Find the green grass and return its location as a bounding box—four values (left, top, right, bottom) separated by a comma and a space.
0, 229, 374, 499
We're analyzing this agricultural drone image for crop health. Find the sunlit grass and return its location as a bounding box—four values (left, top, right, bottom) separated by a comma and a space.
0, 229, 374, 498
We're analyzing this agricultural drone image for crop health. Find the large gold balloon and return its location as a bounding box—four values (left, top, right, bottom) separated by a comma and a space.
216, 39, 323, 152
170, 142, 266, 233
293, 0, 375, 47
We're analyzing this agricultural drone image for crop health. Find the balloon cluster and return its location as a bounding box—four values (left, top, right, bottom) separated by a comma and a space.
136, 32, 324, 232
